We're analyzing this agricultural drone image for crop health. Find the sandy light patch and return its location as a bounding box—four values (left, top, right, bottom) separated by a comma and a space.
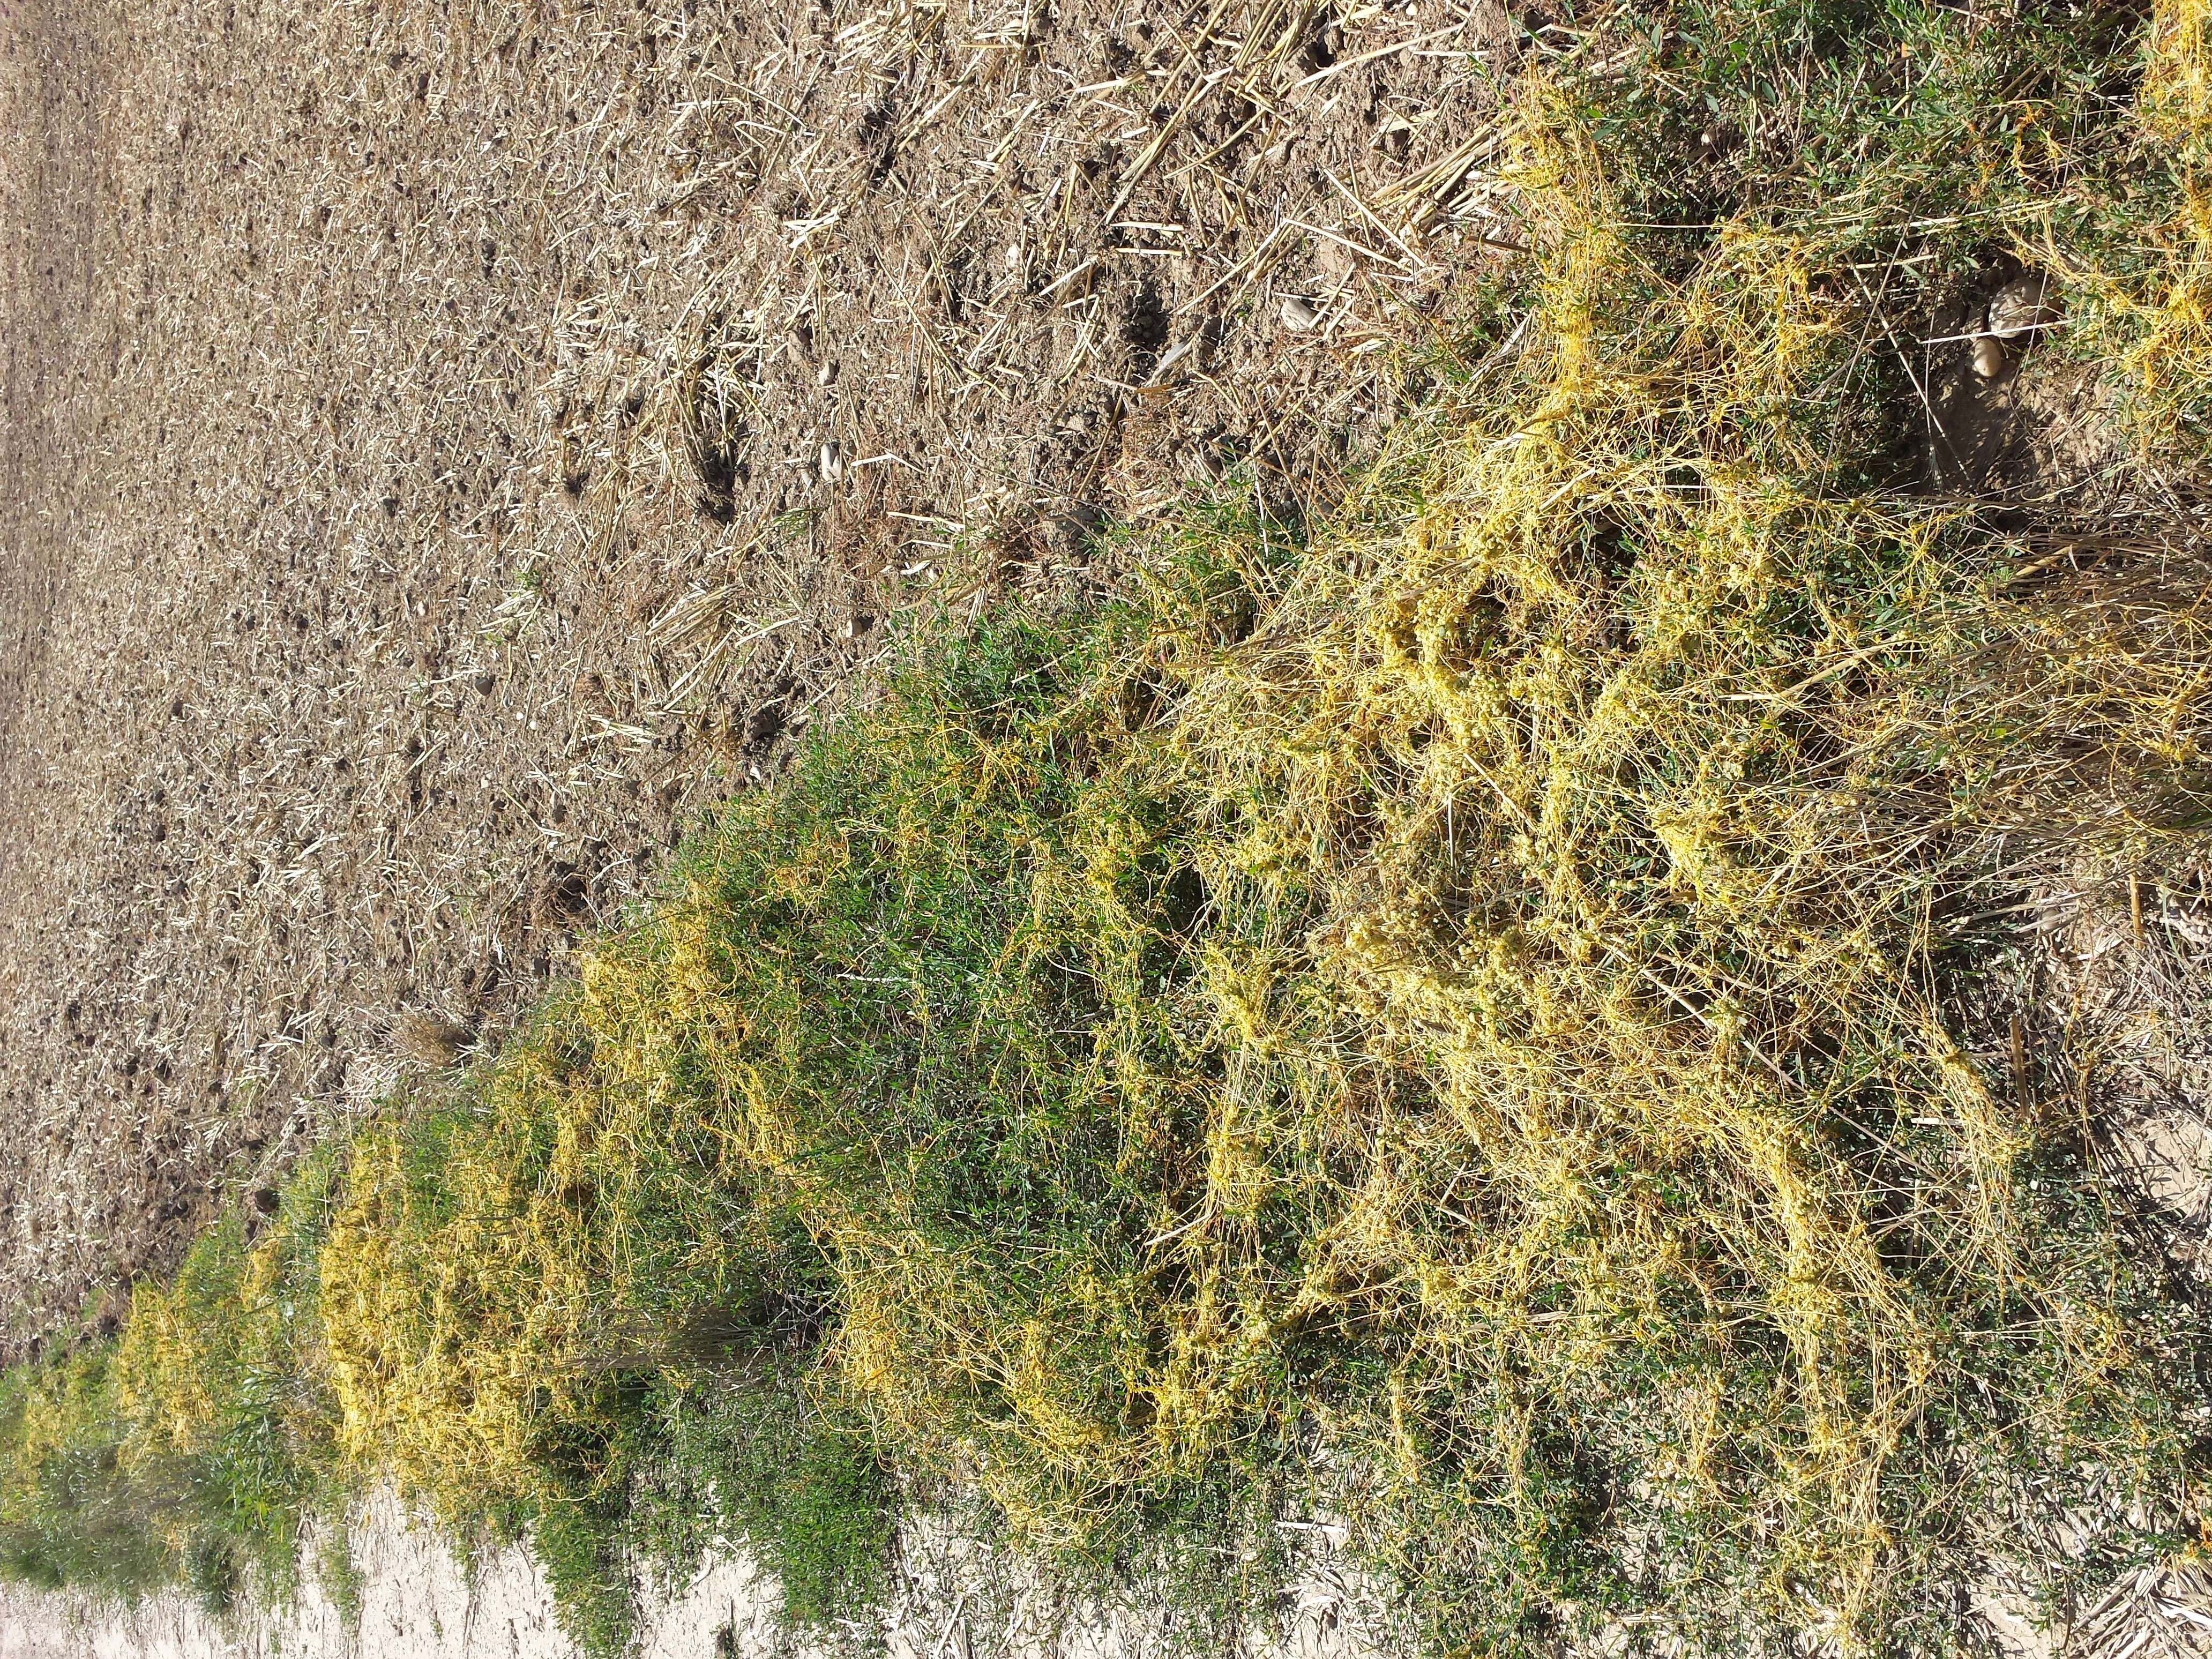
0, 1491, 1402, 1659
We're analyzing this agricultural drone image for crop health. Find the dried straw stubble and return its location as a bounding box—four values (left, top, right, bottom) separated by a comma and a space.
0, 0, 1517, 1356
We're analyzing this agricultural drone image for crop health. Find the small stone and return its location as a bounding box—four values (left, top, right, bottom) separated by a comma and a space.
1971, 335, 2007, 380
818, 439, 845, 482
1281, 295, 1320, 332
1986, 273, 2060, 342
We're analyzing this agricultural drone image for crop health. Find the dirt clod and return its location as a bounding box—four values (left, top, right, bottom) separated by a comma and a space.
1987, 271, 2060, 341
390, 1013, 472, 1070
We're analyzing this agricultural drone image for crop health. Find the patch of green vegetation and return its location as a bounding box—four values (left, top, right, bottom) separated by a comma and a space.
10, 1, 2212, 1654
314, 1515, 364, 1628
0, 1340, 166, 1596
0, 1153, 349, 1615
628, 1373, 894, 1628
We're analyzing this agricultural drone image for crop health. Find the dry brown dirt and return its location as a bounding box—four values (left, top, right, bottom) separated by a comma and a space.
0, 0, 1520, 1353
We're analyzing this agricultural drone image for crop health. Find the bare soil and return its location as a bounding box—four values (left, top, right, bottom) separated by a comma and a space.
0, 0, 1521, 1352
